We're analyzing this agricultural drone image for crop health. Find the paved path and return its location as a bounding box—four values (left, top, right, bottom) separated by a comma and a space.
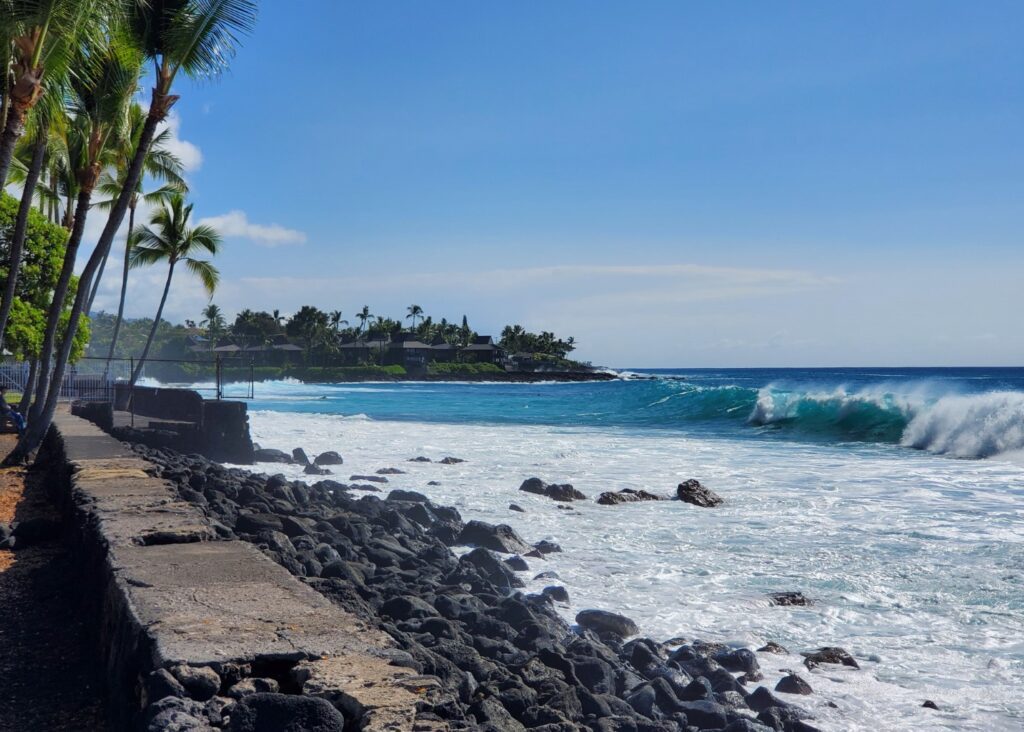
0, 435, 107, 731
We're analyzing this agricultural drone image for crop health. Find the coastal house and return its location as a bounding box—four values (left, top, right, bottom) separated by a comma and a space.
461, 335, 507, 365
385, 333, 434, 370
429, 337, 460, 363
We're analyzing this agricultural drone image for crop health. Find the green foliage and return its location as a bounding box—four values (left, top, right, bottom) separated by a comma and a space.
499, 325, 576, 358
0, 191, 88, 362
427, 361, 504, 376
293, 365, 406, 381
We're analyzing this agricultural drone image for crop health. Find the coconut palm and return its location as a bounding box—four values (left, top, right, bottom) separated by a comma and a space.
23, 39, 141, 435
94, 105, 188, 374
6, 0, 257, 463
356, 305, 374, 333
329, 310, 347, 332
0, 0, 106, 186
128, 194, 220, 385
406, 304, 424, 329
201, 303, 227, 341
88, 102, 188, 315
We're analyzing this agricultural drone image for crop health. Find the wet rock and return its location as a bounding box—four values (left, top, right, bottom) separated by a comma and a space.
534, 571, 560, 581
427, 480, 441, 486
519, 477, 588, 502
387, 489, 429, 502
439, 456, 465, 464
713, 647, 761, 678
596, 489, 663, 505
253, 448, 292, 464
291, 447, 310, 465
509, 503, 525, 513
349, 474, 388, 483
314, 450, 344, 466
757, 641, 789, 654
408, 456, 432, 462
922, 700, 939, 710
227, 677, 279, 699
768, 591, 812, 607
675, 479, 723, 507
542, 586, 570, 603
802, 646, 859, 670
303, 464, 332, 476
377, 467, 406, 475
460, 547, 525, 590
169, 664, 221, 702
533, 540, 562, 554
225, 693, 345, 732
457, 520, 533, 554
576, 609, 639, 638
677, 699, 728, 729
775, 674, 813, 695
504, 555, 530, 572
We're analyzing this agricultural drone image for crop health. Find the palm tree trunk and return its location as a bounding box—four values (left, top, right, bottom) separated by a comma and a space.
3, 107, 163, 464
24, 185, 95, 429
0, 129, 47, 352
103, 203, 136, 378
18, 359, 37, 415
85, 248, 110, 315
0, 104, 25, 188
131, 261, 175, 386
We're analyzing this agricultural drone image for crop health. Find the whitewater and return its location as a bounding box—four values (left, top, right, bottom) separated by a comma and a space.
207, 368, 1024, 731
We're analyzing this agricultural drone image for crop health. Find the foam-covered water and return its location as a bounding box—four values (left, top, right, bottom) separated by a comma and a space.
213, 368, 1024, 730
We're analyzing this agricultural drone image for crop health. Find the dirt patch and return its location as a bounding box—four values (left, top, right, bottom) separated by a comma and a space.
0, 435, 107, 731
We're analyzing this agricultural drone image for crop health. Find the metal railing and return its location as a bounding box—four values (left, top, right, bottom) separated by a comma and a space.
0, 355, 256, 403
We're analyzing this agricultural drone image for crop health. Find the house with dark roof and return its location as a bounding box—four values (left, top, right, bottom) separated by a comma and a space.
460, 335, 507, 365
385, 333, 434, 370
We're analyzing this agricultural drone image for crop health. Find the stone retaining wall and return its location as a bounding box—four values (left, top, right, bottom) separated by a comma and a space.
42, 411, 423, 731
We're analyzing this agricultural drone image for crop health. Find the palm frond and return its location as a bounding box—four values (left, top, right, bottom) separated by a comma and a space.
183, 256, 219, 296
165, 0, 257, 81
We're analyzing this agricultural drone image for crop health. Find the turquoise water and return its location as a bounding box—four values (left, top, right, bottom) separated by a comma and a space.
231, 367, 1024, 458
205, 367, 1024, 730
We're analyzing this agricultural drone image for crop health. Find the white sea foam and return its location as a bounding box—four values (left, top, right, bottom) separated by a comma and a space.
237, 408, 1024, 732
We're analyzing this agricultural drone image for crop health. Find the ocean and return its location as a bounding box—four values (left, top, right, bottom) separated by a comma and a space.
209, 367, 1024, 731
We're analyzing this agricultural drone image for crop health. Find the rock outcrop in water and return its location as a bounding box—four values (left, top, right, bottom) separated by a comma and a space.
676, 479, 724, 507
597, 489, 663, 506
520, 477, 589, 502
131, 443, 825, 731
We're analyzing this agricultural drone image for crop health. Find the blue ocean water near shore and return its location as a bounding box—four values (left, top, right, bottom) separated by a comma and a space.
210, 368, 1024, 731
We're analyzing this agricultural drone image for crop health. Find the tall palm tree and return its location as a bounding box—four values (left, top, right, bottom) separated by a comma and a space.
200, 303, 226, 340
88, 102, 188, 315
406, 304, 423, 330
356, 305, 374, 333
0, 0, 105, 186
128, 194, 220, 385
24, 39, 141, 433
6, 0, 257, 463
94, 104, 187, 374
329, 310, 347, 332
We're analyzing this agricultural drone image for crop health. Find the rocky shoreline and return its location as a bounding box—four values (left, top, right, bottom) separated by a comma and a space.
134, 442, 843, 731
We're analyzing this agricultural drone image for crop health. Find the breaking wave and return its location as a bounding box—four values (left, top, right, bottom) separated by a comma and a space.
651, 381, 1024, 458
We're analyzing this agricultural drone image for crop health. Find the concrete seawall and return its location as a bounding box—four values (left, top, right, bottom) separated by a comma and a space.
43, 411, 427, 730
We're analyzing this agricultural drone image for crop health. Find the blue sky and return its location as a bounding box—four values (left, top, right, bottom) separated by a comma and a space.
86, 1, 1024, 367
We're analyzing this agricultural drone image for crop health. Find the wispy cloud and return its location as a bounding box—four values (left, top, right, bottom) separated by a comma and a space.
198, 210, 307, 247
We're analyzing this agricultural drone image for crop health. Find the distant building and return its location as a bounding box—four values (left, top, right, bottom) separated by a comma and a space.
460, 335, 507, 365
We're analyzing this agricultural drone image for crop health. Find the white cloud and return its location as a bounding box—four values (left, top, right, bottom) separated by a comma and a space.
159, 112, 203, 173
198, 210, 307, 247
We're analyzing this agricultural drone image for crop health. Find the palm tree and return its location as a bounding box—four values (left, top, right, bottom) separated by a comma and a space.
129, 194, 220, 385
6, 0, 257, 463
0, 0, 104, 186
406, 304, 424, 330
95, 104, 188, 373
356, 305, 374, 333
24, 39, 141, 432
89, 102, 188, 315
200, 303, 226, 340
329, 310, 347, 332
